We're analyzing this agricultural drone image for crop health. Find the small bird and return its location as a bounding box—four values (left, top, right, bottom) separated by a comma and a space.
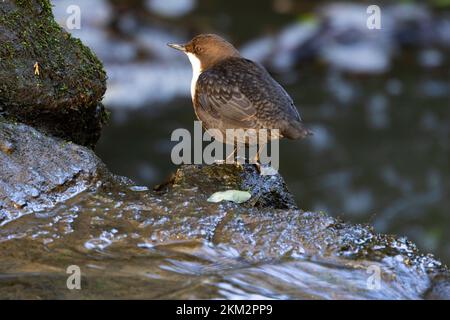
168, 34, 310, 161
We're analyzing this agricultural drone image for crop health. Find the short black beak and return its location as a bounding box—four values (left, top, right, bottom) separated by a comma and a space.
167, 43, 186, 51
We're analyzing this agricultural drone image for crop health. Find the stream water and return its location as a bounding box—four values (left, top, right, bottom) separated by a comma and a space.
0, 171, 443, 299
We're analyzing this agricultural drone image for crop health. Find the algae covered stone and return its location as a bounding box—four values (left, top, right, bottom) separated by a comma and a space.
0, 0, 107, 146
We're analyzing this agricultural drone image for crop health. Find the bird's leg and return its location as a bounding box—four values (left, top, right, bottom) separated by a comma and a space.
253, 143, 264, 174
254, 143, 271, 174
234, 144, 244, 169
225, 145, 237, 163
225, 142, 244, 169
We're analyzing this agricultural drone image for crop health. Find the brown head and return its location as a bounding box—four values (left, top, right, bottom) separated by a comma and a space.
168, 34, 240, 71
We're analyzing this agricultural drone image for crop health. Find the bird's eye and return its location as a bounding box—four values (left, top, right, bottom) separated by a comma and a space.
196, 46, 203, 53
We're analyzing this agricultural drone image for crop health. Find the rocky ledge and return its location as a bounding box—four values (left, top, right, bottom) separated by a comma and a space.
0, 120, 449, 299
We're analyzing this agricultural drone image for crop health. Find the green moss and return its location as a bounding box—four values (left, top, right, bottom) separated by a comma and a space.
0, 0, 108, 147
0, 0, 106, 97
39, 0, 53, 14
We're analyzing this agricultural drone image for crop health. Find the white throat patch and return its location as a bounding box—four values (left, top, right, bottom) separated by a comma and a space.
186, 52, 202, 100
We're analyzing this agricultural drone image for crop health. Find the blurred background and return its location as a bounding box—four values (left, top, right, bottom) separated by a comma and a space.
51, 0, 450, 264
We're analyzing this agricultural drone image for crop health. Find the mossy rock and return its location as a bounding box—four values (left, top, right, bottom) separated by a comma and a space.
0, 0, 107, 147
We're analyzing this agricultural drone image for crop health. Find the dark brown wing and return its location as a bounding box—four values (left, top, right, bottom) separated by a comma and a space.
195, 69, 258, 131
194, 58, 308, 138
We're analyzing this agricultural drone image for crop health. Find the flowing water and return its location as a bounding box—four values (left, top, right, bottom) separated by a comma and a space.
0, 168, 444, 299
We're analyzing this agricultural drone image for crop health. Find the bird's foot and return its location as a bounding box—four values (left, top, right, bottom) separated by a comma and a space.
234, 156, 245, 170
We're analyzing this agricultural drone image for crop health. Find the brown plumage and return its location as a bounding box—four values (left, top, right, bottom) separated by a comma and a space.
168, 34, 311, 143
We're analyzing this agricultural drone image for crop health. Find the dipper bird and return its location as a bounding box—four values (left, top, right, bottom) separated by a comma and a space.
168, 34, 310, 156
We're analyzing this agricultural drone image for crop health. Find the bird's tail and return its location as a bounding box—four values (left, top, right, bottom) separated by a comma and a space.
282, 120, 313, 140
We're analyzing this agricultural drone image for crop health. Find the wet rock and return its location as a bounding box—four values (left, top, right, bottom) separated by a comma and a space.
0, 119, 109, 225
425, 275, 450, 300
0, 0, 107, 146
0, 145, 448, 298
